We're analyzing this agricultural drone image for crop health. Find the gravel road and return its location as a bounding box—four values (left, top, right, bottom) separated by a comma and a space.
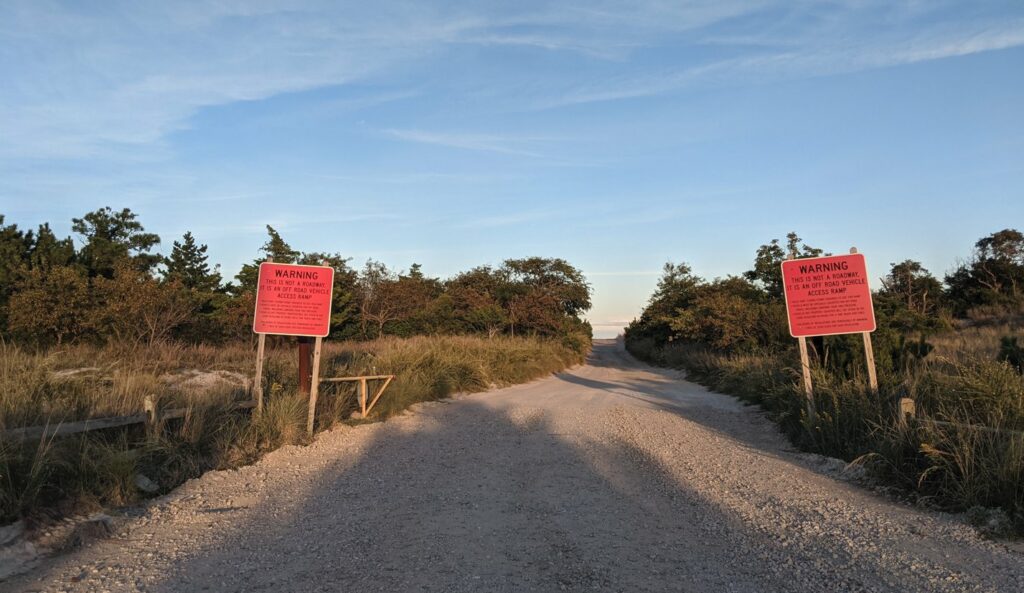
5, 339, 1022, 593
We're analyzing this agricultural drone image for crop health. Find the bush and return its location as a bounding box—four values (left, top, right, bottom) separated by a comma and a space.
7, 266, 92, 345
999, 336, 1024, 373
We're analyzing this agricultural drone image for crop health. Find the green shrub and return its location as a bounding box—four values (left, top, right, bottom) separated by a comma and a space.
999, 336, 1024, 373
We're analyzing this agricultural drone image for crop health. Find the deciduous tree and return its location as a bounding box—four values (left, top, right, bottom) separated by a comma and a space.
7, 266, 92, 345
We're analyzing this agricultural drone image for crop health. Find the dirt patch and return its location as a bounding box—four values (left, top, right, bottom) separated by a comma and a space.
159, 370, 250, 394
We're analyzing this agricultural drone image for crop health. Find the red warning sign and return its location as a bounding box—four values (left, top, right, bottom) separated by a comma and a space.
252, 263, 334, 337
781, 253, 876, 338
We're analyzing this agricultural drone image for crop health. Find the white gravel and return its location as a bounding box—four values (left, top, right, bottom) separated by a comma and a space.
4, 339, 1022, 592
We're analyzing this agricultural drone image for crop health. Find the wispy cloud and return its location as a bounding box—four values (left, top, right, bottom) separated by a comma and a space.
316, 171, 519, 185
452, 209, 563, 229
0, 0, 763, 161
383, 129, 550, 157
535, 13, 1024, 109
2, 1, 1022, 172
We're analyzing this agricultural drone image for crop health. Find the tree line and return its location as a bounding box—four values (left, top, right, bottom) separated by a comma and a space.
626, 229, 1024, 373
0, 208, 592, 349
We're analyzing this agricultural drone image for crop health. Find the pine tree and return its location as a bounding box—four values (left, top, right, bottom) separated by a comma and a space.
261, 226, 299, 263
233, 226, 300, 293
29, 223, 75, 271
71, 207, 160, 278
164, 231, 222, 292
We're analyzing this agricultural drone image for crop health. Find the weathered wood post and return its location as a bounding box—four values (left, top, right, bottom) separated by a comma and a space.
787, 254, 816, 421
897, 397, 916, 429
298, 337, 313, 395
306, 335, 324, 434
797, 334, 815, 418
143, 394, 157, 433
304, 259, 331, 434
253, 257, 272, 413
850, 248, 879, 393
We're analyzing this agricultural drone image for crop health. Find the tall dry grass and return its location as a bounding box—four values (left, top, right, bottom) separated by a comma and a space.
0, 335, 587, 523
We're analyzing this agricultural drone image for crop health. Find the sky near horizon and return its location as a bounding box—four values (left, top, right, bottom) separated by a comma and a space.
2, 1, 1023, 338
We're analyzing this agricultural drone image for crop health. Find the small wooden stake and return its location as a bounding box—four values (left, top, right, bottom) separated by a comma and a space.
862, 331, 878, 393
898, 397, 916, 428
306, 336, 324, 435
798, 336, 815, 420
254, 332, 267, 413
143, 395, 157, 431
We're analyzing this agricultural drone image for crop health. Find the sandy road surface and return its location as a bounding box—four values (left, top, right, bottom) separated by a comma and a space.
5, 340, 1022, 592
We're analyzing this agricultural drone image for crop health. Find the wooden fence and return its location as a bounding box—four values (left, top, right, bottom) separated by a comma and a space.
1, 375, 394, 443
897, 397, 1023, 436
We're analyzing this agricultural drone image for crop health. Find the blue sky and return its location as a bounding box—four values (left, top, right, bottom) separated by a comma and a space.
2, 1, 1023, 337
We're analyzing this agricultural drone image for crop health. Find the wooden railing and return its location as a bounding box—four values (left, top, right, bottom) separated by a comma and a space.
897, 397, 1023, 436
2, 398, 257, 442
1, 375, 395, 442
321, 375, 394, 418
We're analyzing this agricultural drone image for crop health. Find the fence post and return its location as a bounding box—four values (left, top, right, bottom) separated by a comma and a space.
898, 397, 916, 428
143, 395, 157, 433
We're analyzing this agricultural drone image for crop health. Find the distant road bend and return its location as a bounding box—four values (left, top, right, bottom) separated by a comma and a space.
7, 340, 1023, 592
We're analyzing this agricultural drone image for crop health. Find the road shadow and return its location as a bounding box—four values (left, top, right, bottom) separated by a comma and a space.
21, 394, 997, 593
121, 402, 819, 592
555, 345, 790, 457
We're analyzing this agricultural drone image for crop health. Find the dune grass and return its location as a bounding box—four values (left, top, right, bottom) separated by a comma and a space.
0, 335, 587, 524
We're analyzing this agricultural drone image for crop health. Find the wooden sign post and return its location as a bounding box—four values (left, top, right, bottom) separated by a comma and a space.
797, 334, 814, 415
251, 261, 335, 433
254, 331, 268, 412
298, 337, 313, 394
306, 335, 324, 435
253, 257, 272, 413
782, 248, 878, 421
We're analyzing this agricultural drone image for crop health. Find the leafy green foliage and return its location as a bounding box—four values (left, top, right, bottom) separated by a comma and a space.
946, 229, 1024, 316
744, 232, 823, 299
